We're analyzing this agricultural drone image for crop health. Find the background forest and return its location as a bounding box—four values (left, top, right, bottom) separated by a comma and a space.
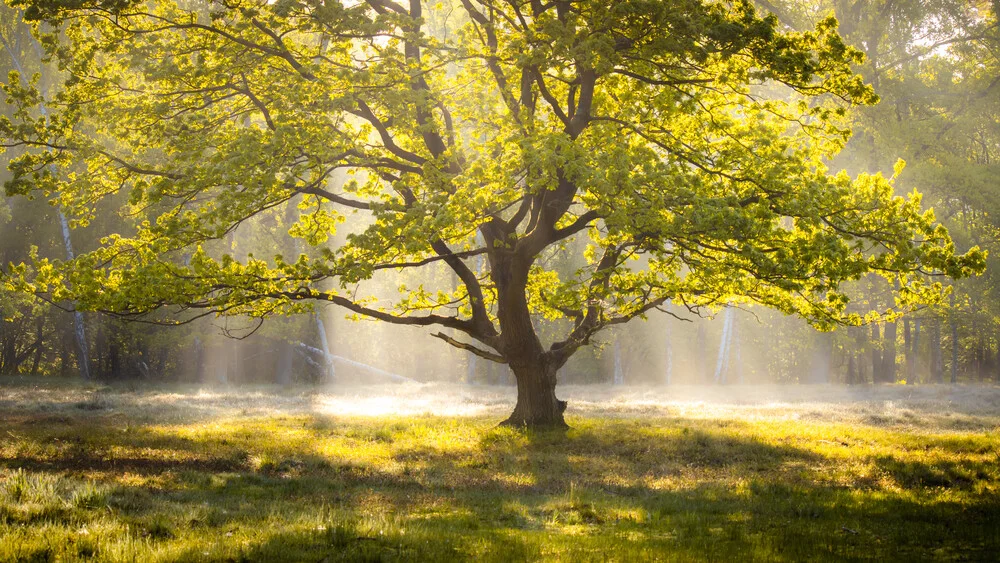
1, 0, 998, 387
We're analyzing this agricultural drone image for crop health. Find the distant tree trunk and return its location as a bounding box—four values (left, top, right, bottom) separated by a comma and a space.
613, 339, 624, 385
106, 326, 121, 379
713, 307, 734, 384
214, 340, 228, 384
910, 319, 920, 384
696, 324, 708, 383
733, 316, 743, 384
276, 342, 294, 385
315, 315, 335, 382
55, 171, 91, 380
950, 293, 959, 384
233, 341, 244, 383
192, 337, 204, 382
931, 319, 943, 383
882, 320, 897, 383
58, 332, 73, 377
6, 36, 92, 381
467, 351, 478, 383
871, 323, 882, 383
664, 319, 673, 385
810, 331, 832, 383
975, 338, 984, 382
95, 319, 107, 379
847, 353, 858, 384
854, 323, 870, 384
903, 319, 912, 382
28, 347, 42, 376
0, 319, 14, 374
995, 329, 1000, 384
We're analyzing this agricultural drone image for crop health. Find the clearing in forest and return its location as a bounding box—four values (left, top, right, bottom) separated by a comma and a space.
1, 378, 999, 561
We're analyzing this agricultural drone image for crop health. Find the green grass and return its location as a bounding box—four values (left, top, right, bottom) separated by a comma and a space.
1, 378, 998, 561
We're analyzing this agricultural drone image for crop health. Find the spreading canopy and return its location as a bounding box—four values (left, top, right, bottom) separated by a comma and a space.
0, 0, 985, 372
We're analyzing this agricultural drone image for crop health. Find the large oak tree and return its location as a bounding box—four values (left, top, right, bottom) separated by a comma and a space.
0, 0, 984, 426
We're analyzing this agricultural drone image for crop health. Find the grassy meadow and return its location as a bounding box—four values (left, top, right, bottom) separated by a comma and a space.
1, 378, 999, 561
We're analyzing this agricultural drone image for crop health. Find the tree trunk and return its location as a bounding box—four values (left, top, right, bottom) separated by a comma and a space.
0, 319, 15, 374
713, 307, 734, 384
995, 329, 1000, 384
950, 293, 959, 384
696, 324, 708, 382
491, 251, 567, 429
903, 319, 912, 382
315, 314, 335, 382
276, 342, 294, 386
870, 323, 882, 383
664, 319, 673, 385
501, 358, 567, 428
733, 316, 743, 384
882, 320, 897, 383
613, 340, 624, 385
59, 192, 92, 381
6, 33, 92, 381
975, 339, 984, 382
931, 319, 943, 383
810, 331, 833, 384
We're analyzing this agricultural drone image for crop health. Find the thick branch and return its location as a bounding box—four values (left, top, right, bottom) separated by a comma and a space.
349, 101, 427, 165
295, 184, 372, 210
309, 291, 476, 335
365, 0, 408, 15
432, 332, 507, 363
548, 245, 623, 361
567, 68, 595, 138
552, 210, 601, 241
429, 238, 496, 336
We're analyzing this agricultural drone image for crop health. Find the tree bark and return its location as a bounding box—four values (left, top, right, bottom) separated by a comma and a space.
950, 293, 959, 384
882, 320, 897, 383
501, 358, 567, 428
903, 319, 912, 382
713, 307, 734, 384
931, 318, 943, 383
0, 319, 15, 374
3, 25, 92, 381
613, 339, 624, 385
664, 318, 673, 385
492, 252, 567, 428
995, 329, 1000, 384
870, 323, 882, 383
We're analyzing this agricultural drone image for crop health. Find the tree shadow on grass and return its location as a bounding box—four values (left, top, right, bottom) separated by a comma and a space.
2, 413, 999, 561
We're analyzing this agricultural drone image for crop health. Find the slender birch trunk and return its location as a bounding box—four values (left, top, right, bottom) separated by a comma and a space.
713, 306, 733, 384
1, 21, 91, 380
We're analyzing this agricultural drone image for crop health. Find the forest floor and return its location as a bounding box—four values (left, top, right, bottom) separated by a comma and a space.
1, 377, 998, 562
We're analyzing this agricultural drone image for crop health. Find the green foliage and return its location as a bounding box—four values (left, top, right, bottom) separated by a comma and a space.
0, 0, 983, 371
